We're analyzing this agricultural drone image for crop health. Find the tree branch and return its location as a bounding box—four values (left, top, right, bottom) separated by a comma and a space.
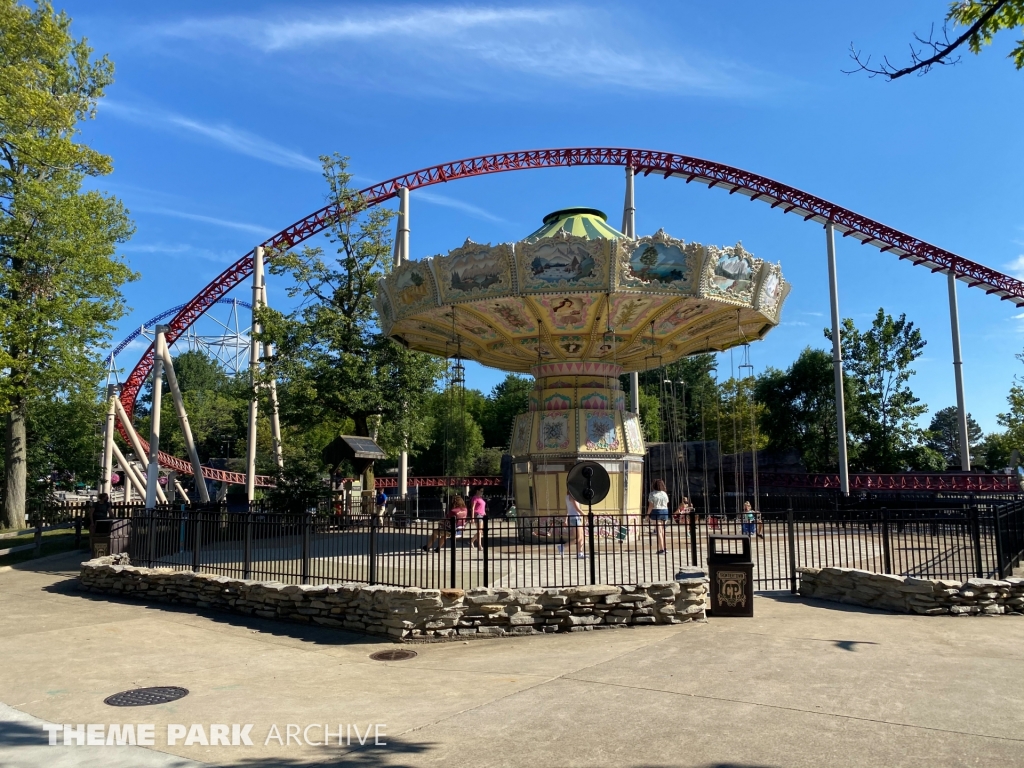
845, 0, 1010, 79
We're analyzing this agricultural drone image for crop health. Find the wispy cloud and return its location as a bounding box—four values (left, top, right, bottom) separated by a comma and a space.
133, 206, 273, 237
120, 240, 241, 264
1006, 254, 1024, 281
103, 101, 320, 172
416, 190, 506, 223
147, 6, 774, 98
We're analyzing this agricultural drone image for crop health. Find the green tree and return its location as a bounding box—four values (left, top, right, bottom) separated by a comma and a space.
0, 2, 136, 527
924, 405, 984, 467
480, 374, 532, 448
637, 353, 719, 445
416, 388, 484, 477
826, 309, 927, 472
24, 389, 103, 496
755, 348, 864, 472
260, 154, 444, 489
850, 0, 1024, 79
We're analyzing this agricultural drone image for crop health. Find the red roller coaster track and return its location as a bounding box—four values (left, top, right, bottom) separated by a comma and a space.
119, 147, 1024, 487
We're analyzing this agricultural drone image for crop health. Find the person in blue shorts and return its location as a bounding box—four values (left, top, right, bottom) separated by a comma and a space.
742, 500, 763, 537
647, 479, 670, 555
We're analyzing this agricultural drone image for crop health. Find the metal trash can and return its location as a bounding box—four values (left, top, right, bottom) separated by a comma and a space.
91, 518, 131, 558
707, 534, 754, 617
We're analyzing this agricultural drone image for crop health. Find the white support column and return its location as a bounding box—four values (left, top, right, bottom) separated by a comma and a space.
113, 397, 167, 503
157, 330, 211, 502
260, 281, 284, 471
112, 442, 146, 500
826, 222, 850, 495
100, 384, 117, 496
145, 341, 165, 508
396, 187, 410, 497
174, 479, 191, 505
246, 246, 264, 501
623, 166, 640, 415
948, 271, 971, 471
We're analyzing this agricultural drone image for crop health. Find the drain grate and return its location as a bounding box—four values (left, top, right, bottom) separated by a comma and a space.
104, 687, 190, 707
369, 649, 418, 662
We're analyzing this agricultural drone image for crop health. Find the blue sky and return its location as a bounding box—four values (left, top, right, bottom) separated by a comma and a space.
65, 1, 1024, 433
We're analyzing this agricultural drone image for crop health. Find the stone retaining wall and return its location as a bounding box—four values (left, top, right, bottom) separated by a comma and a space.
798, 567, 1024, 615
79, 555, 708, 640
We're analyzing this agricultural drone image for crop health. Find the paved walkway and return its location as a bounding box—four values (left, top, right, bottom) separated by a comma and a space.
1, 551, 1023, 767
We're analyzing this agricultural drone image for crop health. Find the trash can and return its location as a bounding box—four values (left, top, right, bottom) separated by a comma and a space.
91, 518, 131, 558
707, 534, 754, 617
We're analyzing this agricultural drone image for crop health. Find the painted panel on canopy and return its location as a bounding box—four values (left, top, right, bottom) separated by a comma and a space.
623, 413, 644, 454
388, 260, 439, 316
517, 337, 556, 361
620, 232, 702, 293
701, 244, 761, 305
654, 300, 716, 334
479, 297, 537, 337
534, 294, 597, 332
754, 263, 786, 321
433, 241, 514, 304
609, 294, 676, 333
542, 390, 574, 411
516, 236, 611, 293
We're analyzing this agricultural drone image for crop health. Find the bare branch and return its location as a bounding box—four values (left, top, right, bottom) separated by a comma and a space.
844, 0, 1010, 80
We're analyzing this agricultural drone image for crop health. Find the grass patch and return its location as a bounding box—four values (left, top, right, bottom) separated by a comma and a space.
0, 527, 87, 568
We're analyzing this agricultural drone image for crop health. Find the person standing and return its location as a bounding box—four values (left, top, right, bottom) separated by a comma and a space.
422, 495, 468, 551
564, 491, 586, 559
742, 500, 764, 539
470, 488, 487, 549
647, 479, 670, 555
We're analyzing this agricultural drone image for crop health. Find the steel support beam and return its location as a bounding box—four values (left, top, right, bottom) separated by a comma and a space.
145, 339, 165, 508
260, 281, 284, 471
157, 330, 211, 501
826, 223, 850, 495
100, 384, 117, 496
245, 246, 264, 501
112, 441, 146, 500
397, 187, 410, 497
113, 397, 166, 503
623, 166, 641, 415
948, 271, 971, 470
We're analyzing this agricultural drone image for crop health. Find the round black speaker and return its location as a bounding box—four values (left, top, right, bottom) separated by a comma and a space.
566, 461, 610, 506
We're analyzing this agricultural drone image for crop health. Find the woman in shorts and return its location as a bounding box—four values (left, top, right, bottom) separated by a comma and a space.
647, 479, 670, 555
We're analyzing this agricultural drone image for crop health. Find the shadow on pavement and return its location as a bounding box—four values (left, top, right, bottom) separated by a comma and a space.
42, 576, 388, 649
0, 719, 47, 747
756, 591, 896, 616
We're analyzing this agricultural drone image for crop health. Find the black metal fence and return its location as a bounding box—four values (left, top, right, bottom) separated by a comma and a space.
37, 491, 1024, 591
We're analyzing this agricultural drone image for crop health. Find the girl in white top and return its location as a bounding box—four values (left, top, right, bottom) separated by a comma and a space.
647, 479, 670, 554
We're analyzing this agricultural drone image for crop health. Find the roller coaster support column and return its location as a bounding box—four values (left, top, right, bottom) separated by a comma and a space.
396, 187, 410, 498
158, 327, 211, 502
100, 384, 118, 496
113, 397, 166, 503
622, 166, 640, 415
948, 271, 971, 470
145, 336, 165, 508
826, 222, 850, 495
260, 280, 284, 470
245, 246, 264, 501
112, 441, 146, 500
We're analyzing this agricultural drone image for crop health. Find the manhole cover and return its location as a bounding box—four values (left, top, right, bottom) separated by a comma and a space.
369, 649, 417, 662
104, 687, 189, 707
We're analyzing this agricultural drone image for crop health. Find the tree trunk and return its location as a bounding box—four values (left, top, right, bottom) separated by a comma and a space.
4, 403, 28, 529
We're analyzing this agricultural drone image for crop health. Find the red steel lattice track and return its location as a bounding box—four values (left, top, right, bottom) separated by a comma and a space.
119, 147, 1024, 487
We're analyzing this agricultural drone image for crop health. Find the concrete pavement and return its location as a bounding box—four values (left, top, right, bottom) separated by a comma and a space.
1, 551, 1022, 767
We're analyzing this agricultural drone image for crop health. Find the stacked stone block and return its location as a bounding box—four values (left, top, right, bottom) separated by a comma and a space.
79, 555, 707, 640
798, 566, 1024, 616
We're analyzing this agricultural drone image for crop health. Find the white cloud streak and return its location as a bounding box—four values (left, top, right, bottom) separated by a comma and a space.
103, 101, 321, 172
415, 190, 506, 223
147, 6, 770, 97
1005, 254, 1024, 281
133, 206, 274, 237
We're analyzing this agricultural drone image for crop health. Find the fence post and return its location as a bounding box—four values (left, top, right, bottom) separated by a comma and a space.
192, 510, 201, 573
689, 506, 698, 567
301, 513, 311, 585
33, 518, 42, 558
787, 505, 797, 594
482, 516, 489, 588
970, 506, 985, 578
243, 511, 252, 580
148, 508, 157, 565
993, 506, 1006, 580
368, 515, 378, 586
588, 512, 596, 586
74, 516, 82, 550
880, 507, 892, 575
449, 516, 457, 590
